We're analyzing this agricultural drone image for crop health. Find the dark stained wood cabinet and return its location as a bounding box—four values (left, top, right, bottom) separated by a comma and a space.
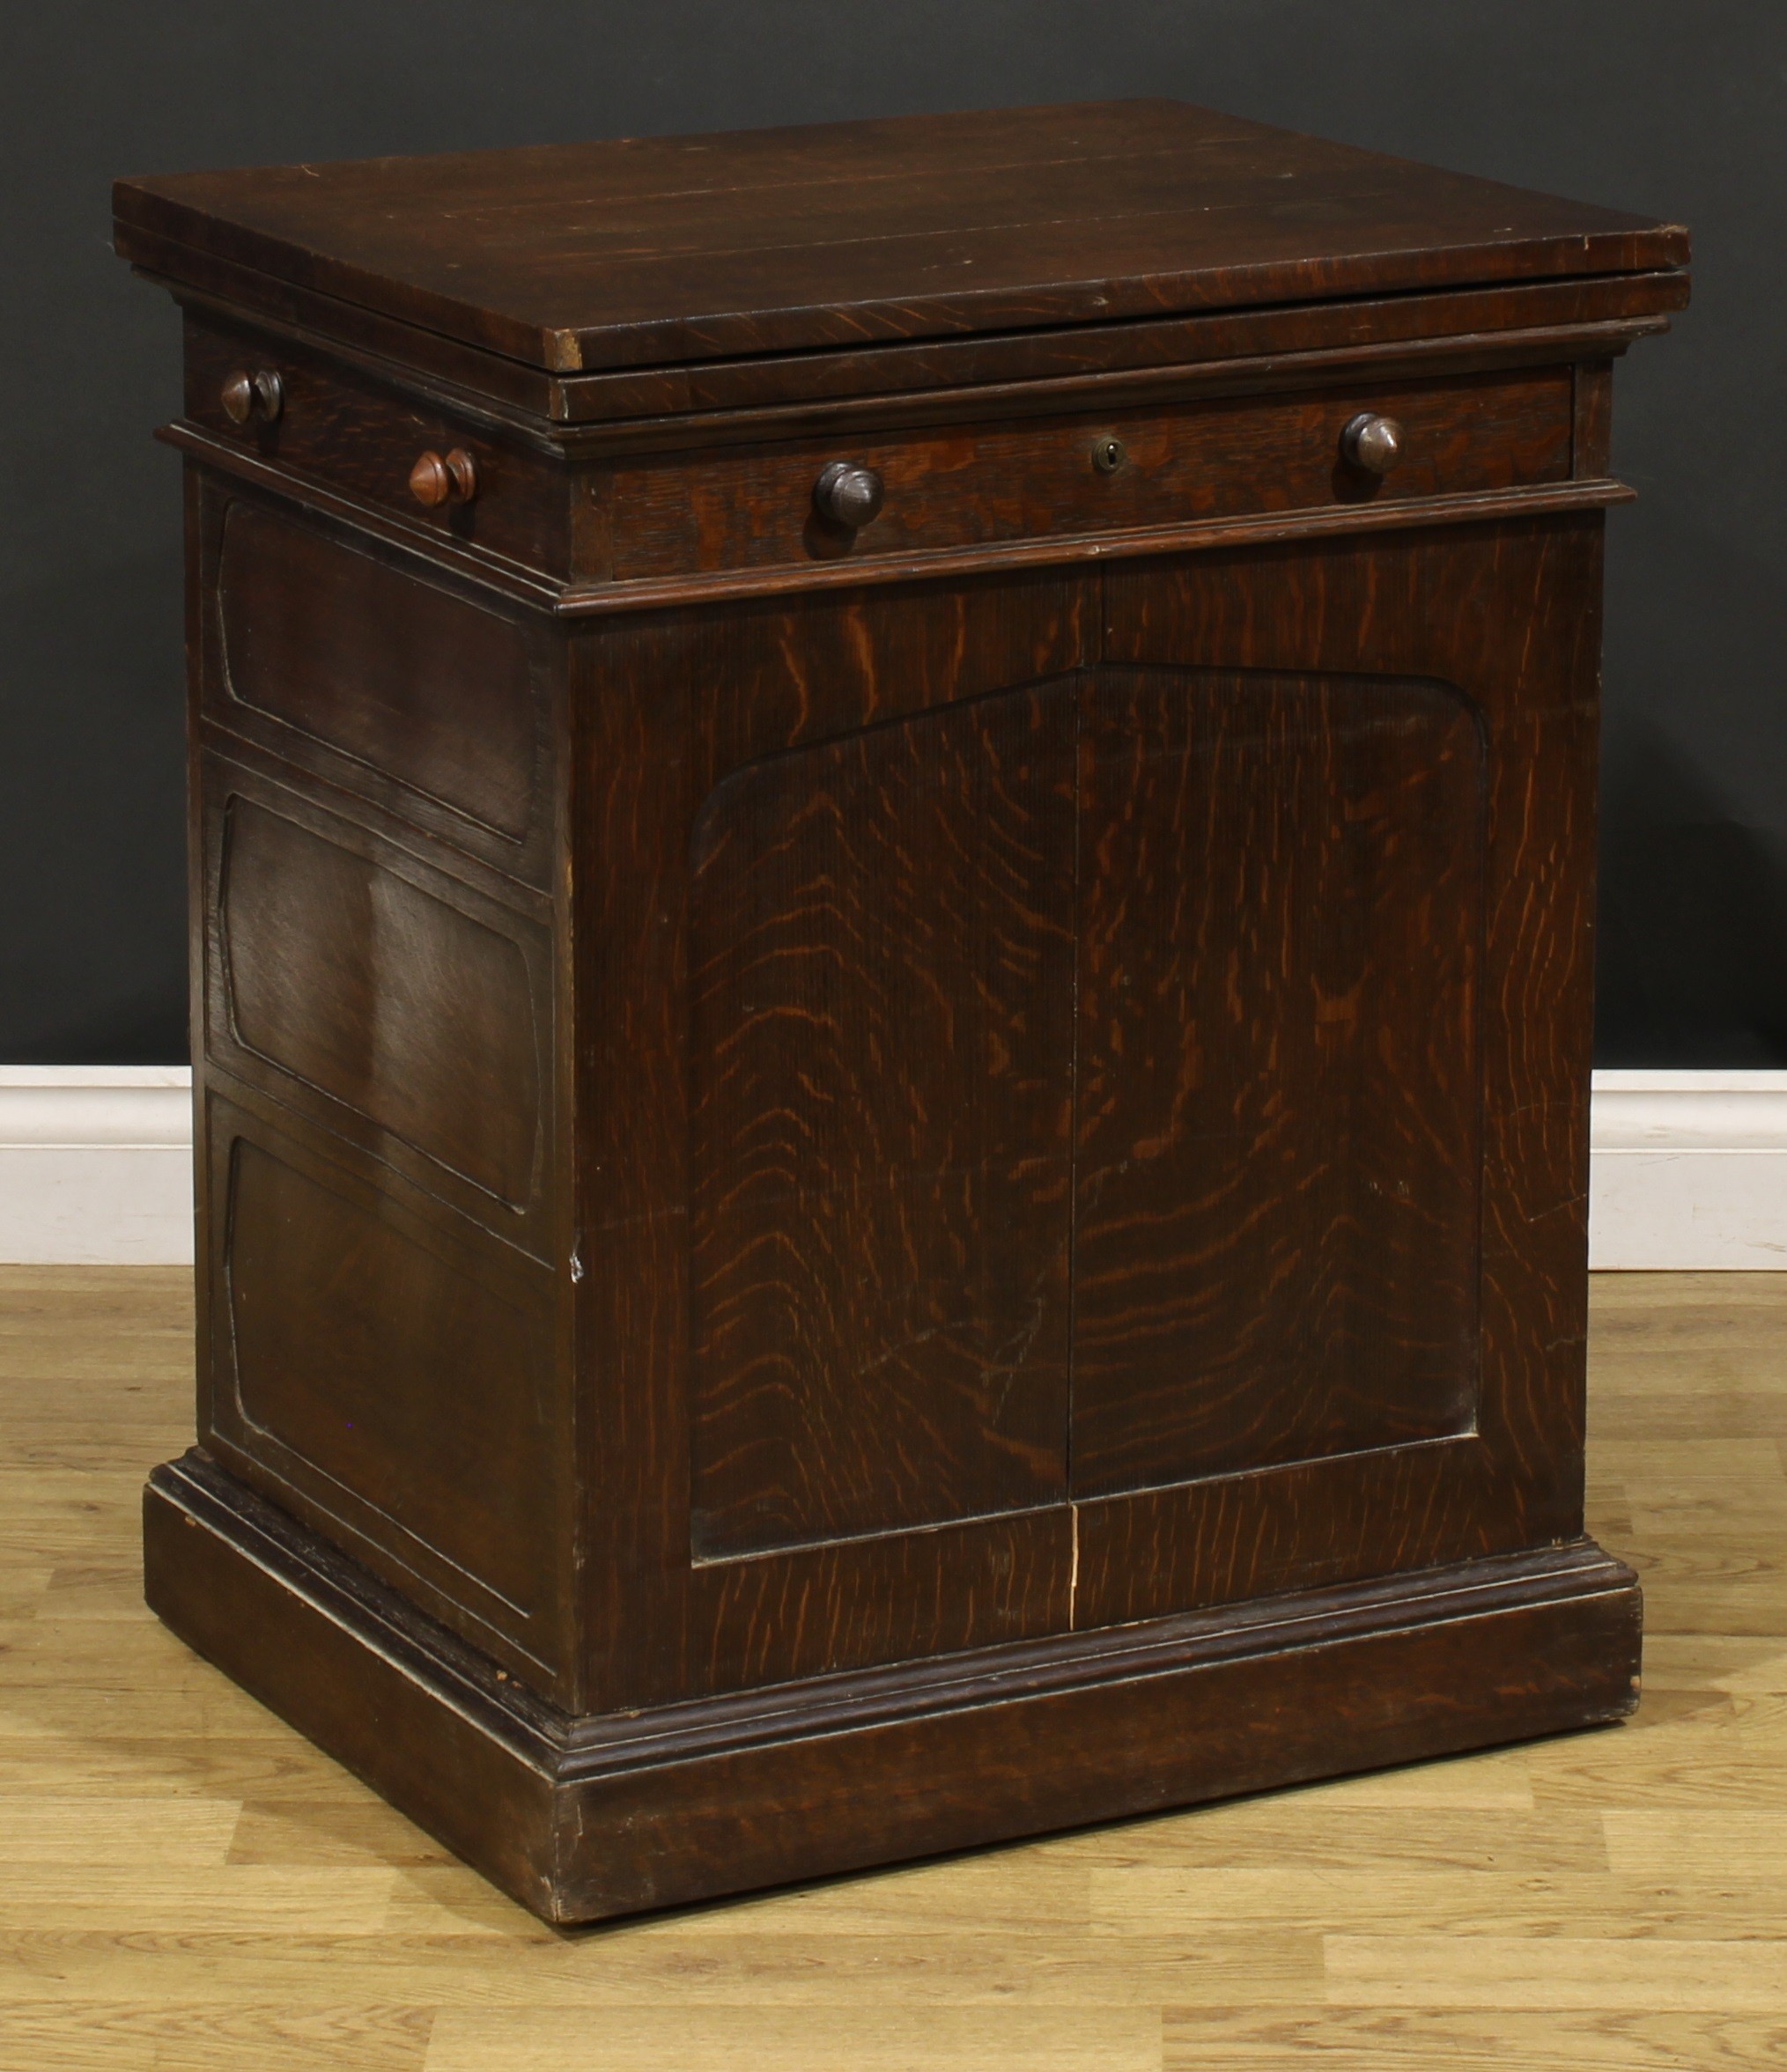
114, 100, 1688, 1923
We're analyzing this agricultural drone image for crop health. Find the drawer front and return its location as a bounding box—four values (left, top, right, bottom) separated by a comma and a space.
183, 313, 570, 575
606, 367, 1574, 583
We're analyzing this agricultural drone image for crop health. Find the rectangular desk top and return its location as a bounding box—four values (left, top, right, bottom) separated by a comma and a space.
114, 99, 1687, 376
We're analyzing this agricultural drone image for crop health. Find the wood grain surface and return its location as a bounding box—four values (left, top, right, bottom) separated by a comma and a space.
574, 576, 1090, 1702
1071, 666, 1482, 1496
140, 1448, 1638, 1925
196, 1090, 567, 1691
565, 515, 1597, 1708
183, 313, 570, 573
194, 480, 564, 906
114, 100, 1687, 372
4, 1268, 1781, 2068
199, 756, 558, 1248
686, 654, 1487, 1548
214, 499, 541, 844
218, 1141, 554, 1622
137, 254, 1685, 425
604, 365, 1573, 581
689, 685, 1078, 1555
1076, 517, 1603, 1631
217, 795, 541, 1209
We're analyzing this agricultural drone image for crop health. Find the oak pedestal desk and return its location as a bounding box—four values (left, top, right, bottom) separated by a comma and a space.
115, 101, 1688, 1925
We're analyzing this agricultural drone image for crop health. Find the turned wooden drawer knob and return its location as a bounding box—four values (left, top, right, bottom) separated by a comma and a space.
409, 447, 478, 507
813, 460, 884, 529
1340, 411, 1404, 476
220, 367, 284, 424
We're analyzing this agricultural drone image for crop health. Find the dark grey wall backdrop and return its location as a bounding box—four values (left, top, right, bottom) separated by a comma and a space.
3, 2, 1782, 1063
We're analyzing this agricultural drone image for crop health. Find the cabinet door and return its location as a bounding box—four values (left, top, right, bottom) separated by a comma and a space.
576, 574, 1093, 1706
1071, 660, 1483, 1497
576, 522, 1600, 1705
1076, 517, 1601, 1627
687, 684, 1078, 1560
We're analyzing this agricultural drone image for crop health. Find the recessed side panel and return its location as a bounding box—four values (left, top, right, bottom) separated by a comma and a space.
688, 682, 1080, 1558
205, 1088, 562, 1679
212, 492, 547, 861
215, 784, 543, 1218
1071, 666, 1484, 1497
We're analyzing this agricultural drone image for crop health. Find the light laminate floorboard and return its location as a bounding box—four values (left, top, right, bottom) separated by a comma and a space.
0, 1266, 1783, 2069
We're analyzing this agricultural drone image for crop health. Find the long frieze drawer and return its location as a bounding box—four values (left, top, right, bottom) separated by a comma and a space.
182, 312, 571, 574
604, 366, 1575, 581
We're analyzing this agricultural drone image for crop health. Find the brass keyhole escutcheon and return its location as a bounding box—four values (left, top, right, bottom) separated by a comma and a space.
1092, 434, 1126, 475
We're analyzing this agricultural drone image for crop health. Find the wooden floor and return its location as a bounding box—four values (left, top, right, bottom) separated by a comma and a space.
2, 1271, 1785, 2070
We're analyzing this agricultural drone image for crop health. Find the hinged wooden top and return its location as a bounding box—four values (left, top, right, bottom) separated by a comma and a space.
115, 100, 1687, 377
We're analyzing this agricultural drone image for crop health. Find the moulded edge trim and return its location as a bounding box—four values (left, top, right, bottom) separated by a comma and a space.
156, 421, 1636, 619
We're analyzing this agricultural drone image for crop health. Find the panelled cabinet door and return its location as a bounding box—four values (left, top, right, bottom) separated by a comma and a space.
577, 574, 1093, 1707
1078, 521, 1601, 1627
688, 681, 1079, 1560
1068, 658, 1484, 1498
581, 527, 1599, 1706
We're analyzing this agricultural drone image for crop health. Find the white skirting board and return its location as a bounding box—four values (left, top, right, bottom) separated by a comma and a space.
1587, 1070, 1787, 1270
0, 1068, 196, 1265
2, 1066, 1785, 1269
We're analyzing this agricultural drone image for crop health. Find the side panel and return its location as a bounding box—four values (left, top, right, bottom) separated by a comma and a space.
217, 498, 541, 842
208, 1096, 558, 1643
218, 790, 543, 1212
189, 471, 577, 1696
198, 483, 560, 887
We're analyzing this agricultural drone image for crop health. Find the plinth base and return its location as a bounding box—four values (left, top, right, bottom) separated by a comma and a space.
144, 1450, 1641, 1926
